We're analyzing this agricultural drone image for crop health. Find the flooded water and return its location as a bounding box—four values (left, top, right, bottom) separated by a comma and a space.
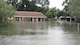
0, 21, 80, 45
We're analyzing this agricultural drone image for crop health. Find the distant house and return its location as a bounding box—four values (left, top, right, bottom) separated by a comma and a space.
14, 11, 47, 21
59, 16, 76, 22
59, 16, 65, 21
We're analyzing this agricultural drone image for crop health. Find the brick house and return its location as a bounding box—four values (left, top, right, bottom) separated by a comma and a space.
14, 11, 47, 21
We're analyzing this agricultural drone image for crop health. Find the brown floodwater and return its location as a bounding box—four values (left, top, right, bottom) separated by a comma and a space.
0, 21, 80, 45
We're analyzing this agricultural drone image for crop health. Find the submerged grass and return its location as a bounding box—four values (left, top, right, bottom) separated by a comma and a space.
0, 21, 17, 35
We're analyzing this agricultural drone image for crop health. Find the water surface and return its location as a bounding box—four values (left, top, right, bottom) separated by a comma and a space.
0, 21, 80, 45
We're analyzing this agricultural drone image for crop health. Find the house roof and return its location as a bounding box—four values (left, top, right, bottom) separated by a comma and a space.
14, 11, 47, 18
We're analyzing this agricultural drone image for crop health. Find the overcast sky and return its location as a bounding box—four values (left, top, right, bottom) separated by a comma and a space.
49, 0, 65, 10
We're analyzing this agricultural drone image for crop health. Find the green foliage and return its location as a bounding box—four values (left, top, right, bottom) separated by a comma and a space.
45, 8, 60, 18
33, 0, 49, 8
63, 0, 80, 22
63, 0, 80, 17
62, 0, 70, 14
7, 0, 18, 9
16, 0, 49, 14
7, 0, 49, 14
68, 0, 80, 16
0, 0, 15, 26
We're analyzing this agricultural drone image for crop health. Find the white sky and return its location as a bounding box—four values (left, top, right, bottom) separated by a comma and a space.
49, 0, 65, 10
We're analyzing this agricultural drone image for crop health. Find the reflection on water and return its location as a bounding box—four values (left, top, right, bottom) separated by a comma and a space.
0, 21, 80, 45
15, 21, 48, 35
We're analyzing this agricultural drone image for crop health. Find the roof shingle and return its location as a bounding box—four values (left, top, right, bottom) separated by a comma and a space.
14, 11, 47, 18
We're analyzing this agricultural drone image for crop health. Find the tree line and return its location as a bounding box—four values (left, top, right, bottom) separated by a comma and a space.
7, 0, 49, 14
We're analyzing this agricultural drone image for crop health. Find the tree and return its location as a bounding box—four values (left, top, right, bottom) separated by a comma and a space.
45, 8, 59, 18
58, 10, 68, 17
33, 0, 49, 8
68, 0, 80, 22
0, 0, 15, 26
62, 0, 70, 15
7, 0, 18, 9
6, 0, 49, 14
17, 0, 49, 14
63, 0, 80, 22
17, 0, 35, 11
68, 0, 80, 16
62, 0, 80, 16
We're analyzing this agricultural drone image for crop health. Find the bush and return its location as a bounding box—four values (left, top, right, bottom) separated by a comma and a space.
0, 0, 15, 27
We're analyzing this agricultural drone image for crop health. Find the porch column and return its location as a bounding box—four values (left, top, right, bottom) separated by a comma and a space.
70, 18, 72, 22
21, 17, 22, 21
36, 18, 38, 22
42, 18, 45, 21
26, 17, 28, 21
40, 18, 42, 21
33, 18, 36, 21
19, 17, 22, 21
